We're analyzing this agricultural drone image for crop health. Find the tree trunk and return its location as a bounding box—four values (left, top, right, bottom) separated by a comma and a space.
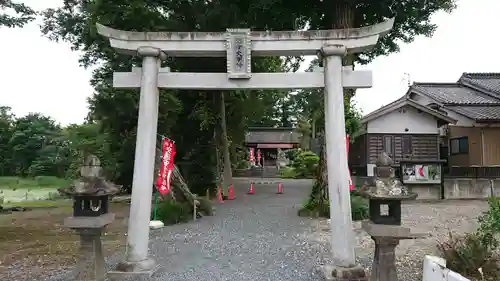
214, 127, 222, 190
219, 92, 233, 195
313, 1, 355, 214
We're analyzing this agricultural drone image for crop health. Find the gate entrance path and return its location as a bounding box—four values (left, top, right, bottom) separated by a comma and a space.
96, 20, 394, 278
148, 179, 318, 281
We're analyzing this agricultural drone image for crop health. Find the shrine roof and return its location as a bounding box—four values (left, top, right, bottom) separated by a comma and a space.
245, 127, 300, 144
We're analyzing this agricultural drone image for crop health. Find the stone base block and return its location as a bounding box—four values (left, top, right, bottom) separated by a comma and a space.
317, 264, 367, 281
65, 213, 115, 229
107, 258, 160, 280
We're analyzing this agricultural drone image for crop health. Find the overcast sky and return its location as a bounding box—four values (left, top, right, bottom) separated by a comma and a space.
0, 0, 497, 125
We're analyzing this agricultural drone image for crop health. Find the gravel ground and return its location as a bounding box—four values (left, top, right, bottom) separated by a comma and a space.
307, 199, 487, 281
40, 179, 487, 281
43, 179, 330, 281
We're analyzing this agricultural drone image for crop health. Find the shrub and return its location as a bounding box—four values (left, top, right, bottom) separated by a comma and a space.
350, 195, 369, 221
437, 197, 500, 280
285, 149, 301, 163
291, 151, 319, 178
477, 197, 500, 247
155, 200, 192, 225
437, 232, 500, 279
280, 167, 298, 179
235, 159, 250, 169
298, 191, 368, 221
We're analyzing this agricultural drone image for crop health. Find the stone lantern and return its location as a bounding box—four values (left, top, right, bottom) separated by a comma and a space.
359, 152, 425, 281
58, 155, 121, 281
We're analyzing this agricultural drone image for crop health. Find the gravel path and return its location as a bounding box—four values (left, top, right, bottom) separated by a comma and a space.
43, 179, 330, 281
40, 179, 487, 281
148, 179, 324, 281
307, 199, 487, 281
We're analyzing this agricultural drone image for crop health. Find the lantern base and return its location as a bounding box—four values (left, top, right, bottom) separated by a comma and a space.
64, 213, 115, 229
149, 220, 164, 229
108, 258, 160, 280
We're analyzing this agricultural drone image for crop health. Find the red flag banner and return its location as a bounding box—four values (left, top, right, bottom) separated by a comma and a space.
156, 137, 176, 195
249, 147, 255, 164
346, 135, 354, 191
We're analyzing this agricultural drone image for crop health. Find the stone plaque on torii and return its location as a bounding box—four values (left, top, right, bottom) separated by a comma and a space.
97, 18, 394, 280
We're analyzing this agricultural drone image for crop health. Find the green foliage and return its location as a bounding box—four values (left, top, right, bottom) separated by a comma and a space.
0, 106, 111, 181
280, 167, 298, 179
291, 151, 319, 178
35, 0, 456, 200
155, 200, 192, 225
437, 232, 499, 280
0, 0, 36, 28
298, 190, 368, 221
477, 197, 500, 247
285, 149, 301, 163
350, 195, 369, 221
235, 159, 250, 170
437, 197, 500, 280
0, 176, 70, 189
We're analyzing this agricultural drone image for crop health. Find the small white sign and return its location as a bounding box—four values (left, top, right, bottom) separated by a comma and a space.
226, 29, 251, 79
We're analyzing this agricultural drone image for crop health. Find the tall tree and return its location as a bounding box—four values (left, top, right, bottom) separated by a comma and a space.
8, 113, 60, 176
39, 0, 298, 194
219, 92, 233, 195
1, 0, 35, 28
301, 0, 457, 214
38, 0, 456, 197
0, 106, 14, 176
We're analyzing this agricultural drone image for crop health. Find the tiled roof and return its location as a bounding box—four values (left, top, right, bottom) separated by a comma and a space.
445, 105, 500, 121
412, 83, 500, 105
408, 74, 500, 122
245, 129, 300, 144
459, 73, 500, 98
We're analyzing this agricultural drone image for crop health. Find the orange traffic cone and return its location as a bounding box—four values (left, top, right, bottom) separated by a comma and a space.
228, 184, 235, 200
276, 183, 283, 194
247, 183, 255, 195
217, 186, 224, 203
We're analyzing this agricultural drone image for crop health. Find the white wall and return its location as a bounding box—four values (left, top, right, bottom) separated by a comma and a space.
367, 106, 439, 134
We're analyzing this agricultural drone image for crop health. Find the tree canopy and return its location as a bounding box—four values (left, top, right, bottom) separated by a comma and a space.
0, 0, 456, 198
0, 0, 35, 28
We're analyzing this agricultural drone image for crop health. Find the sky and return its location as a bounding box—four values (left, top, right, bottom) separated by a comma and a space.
0, 0, 498, 125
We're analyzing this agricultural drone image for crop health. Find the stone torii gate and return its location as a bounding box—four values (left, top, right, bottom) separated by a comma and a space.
97, 19, 394, 279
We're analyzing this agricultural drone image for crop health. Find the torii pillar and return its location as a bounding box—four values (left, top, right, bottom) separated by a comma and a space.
96, 19, 394, 280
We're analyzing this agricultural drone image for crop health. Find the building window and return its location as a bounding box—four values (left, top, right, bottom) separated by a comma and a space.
402, 136, 412, 155
383, 135, 393, 156
450, 136, 468, 155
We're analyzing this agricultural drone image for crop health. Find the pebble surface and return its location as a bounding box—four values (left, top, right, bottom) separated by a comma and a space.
308, 199, 487, 281
38, 179, 486, 281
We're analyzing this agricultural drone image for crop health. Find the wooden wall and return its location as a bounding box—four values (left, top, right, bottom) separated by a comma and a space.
366, 134, 439, 164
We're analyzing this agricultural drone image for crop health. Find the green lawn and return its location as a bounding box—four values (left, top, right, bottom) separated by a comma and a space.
2, 199, 72, 208
0, 176, 70, 204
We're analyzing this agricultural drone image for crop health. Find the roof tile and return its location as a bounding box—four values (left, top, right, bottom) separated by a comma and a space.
446, 105, 500, 121
413, 83, 500, 105
460, 73, 500, 98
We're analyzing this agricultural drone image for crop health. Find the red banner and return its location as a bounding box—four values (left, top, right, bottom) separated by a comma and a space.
249, 148, 255, 164
256, 149, 261, 165
156, 138, 176, 195
346, 135, 354, 191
